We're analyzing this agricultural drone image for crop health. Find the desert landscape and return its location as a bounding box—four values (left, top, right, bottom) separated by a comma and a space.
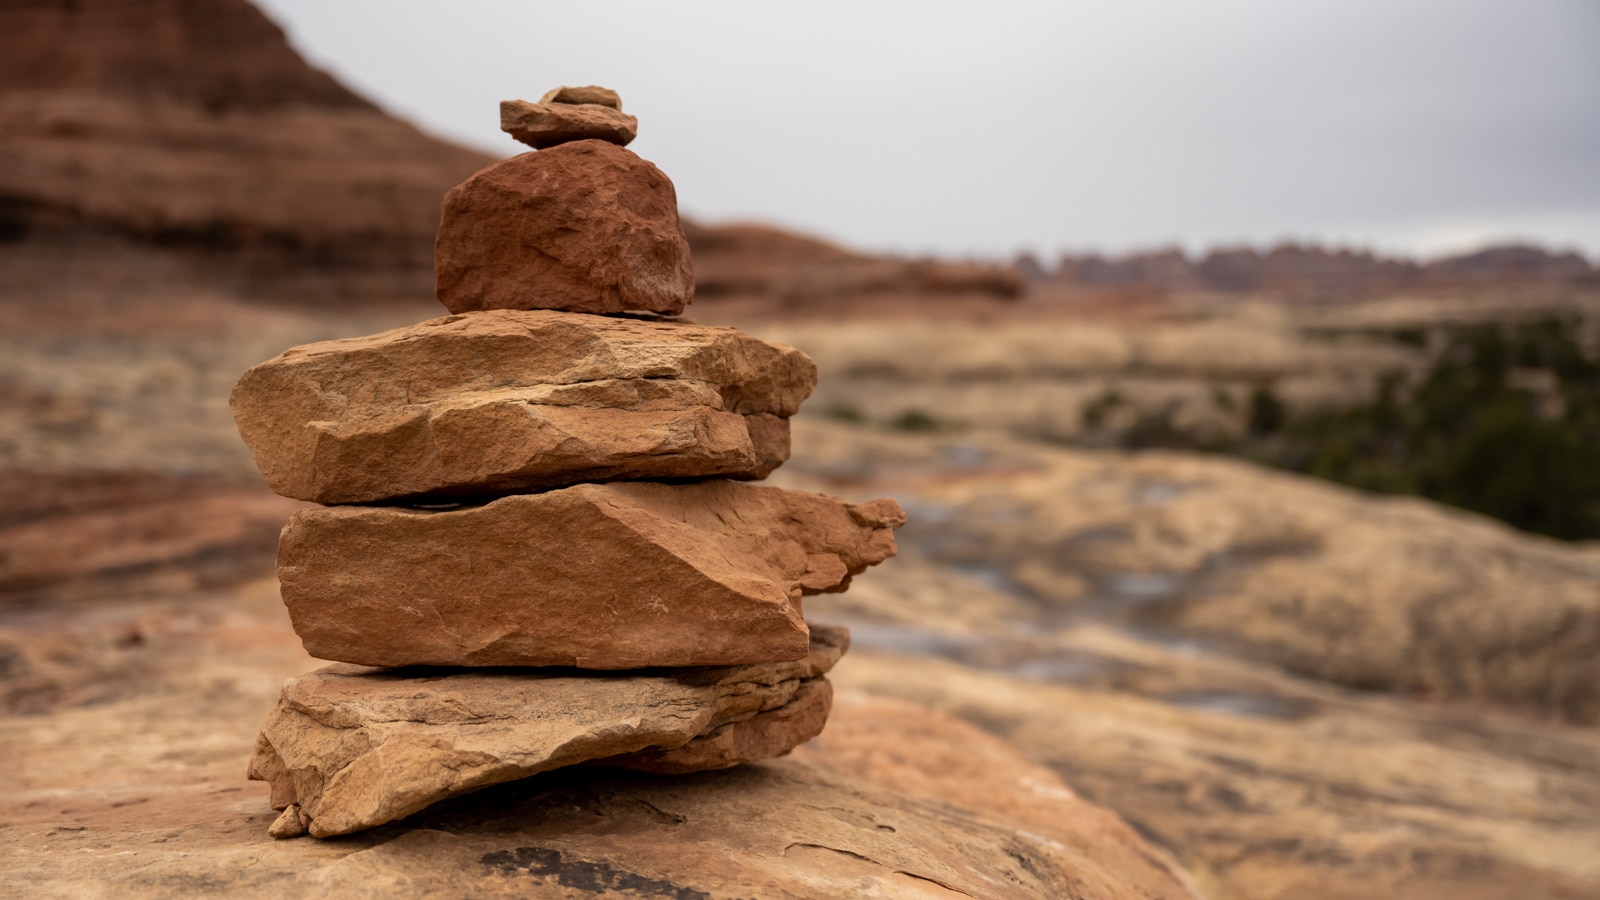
3, 1, 1599, 898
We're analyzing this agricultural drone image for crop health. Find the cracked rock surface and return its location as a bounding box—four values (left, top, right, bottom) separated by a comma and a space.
277, 482, 903, 668
230, 309, 817, 504
249, 625, 850, 838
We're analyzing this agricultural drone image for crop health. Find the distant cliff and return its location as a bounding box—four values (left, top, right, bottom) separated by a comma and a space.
0, 0, 493, 274
1043, 242, 1595, 296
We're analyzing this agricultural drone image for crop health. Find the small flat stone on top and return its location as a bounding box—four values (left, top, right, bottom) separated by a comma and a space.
501, 98, 637, 149
539, 84, 622, 109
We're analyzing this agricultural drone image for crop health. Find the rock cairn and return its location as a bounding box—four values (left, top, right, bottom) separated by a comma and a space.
229, 87, 904, 840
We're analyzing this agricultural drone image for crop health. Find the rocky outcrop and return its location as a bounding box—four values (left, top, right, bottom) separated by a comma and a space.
0, 0, 493, 274
278, 483, 903, 668
1050, 241, 1597, 296
0, 469, 301, 605
685, 221, 1026, 304
230, 309, 817, 504
434, 142, 694, 315
250, 625, 848, 838
0, 596, 1202, 900
0, 0, 369, 110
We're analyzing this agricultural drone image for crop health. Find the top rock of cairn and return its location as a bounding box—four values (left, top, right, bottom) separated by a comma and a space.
230, 88, 905, 839
438, 85, 691, 316
500, 84, 637, 149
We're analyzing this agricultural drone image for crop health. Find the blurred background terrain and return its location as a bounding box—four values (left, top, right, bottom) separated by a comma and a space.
3, 1, 1599, 897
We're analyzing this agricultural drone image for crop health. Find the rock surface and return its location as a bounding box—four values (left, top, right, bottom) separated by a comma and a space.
539, 85, 623, 108
10, 288, 1600, 898
0, 591, 1196, 900
230, 309, 817, 504
249, 625, 849, 838
0, 0, 370, 110
435, 141, 694, 316
0, 469, 301, 605
500, 98, 637, 149
0, 0, 492, 272
278, 482, 904, 668
780, 416, 1600, 725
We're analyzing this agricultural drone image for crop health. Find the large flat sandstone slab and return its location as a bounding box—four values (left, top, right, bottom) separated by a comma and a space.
435, 141, 694, 315
278, 481, 903, 668
231, 309, 817, 504
248, 625, 849, 838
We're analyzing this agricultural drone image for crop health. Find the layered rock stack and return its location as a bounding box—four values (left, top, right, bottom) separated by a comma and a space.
229, 87, 904, 840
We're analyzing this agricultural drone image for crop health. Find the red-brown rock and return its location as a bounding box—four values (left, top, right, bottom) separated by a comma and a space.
600, 678, 834, 775
539, 85, 623, 108
500, 98, 637, 149
229, 309, 817, 504
276, 481, 904, 669
249, 624, 849, 838
435, 142, 694, 315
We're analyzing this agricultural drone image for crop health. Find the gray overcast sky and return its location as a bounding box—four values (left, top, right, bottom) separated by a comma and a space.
253, 0, 1600, 261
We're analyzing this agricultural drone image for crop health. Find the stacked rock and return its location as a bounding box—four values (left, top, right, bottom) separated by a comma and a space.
229, 87, 904, 840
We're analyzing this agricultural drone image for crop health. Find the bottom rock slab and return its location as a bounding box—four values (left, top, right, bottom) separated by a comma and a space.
249, 625, 848, 838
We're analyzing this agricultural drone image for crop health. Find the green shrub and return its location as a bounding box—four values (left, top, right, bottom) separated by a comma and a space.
1259, 317, 1600, 540
889, 408, 944, 432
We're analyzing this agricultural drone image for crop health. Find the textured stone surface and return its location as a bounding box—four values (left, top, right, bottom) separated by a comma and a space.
2, 623, 1201, 900
435, 141, 694, 315
500, 98, 636, 149
248, 625, 849, 838
538, 85, 622, 108
787, 415, 1600, 725
601, 679, 834, 776
230, 309, 817, 504
278, 481, 903, 668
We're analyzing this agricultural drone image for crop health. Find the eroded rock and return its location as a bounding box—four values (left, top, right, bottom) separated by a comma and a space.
277, 482, 903, 668
602, 678, 834, 775
500, 98, 637, 149
248, 625, 849, 838
539, 85, 623, 108
435, 141, 694, 316
230, 309, 817, 504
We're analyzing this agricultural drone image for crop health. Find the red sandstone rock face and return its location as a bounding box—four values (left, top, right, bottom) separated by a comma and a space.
434, 142, 695, 315
0, 0, 493, 272
230, 309, 816, 504
0, 0, 370, 110
601, 679, 834, 776
275, 482, 903, 669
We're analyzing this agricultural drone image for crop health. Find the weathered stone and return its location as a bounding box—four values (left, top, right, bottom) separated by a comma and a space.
247, 625, 849, 838
230, 309, 817, 504
267, 804, 310, 840
601, 679, 834, 775
277, 481, 903, 669
500, 98, 637, 149
538, 84, 623, 108
435, 142, 694, 316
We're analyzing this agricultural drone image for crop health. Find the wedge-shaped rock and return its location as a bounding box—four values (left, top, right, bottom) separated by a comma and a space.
277, 481, 903, 668
539, 84, 624, 108
230, 309, 817, 504
435, 141, 694, 315
248, 625, 849, 838
500, 97, 637, 149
